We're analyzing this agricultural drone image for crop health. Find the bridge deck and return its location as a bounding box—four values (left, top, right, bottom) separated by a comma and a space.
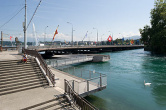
28, 45, 144, 52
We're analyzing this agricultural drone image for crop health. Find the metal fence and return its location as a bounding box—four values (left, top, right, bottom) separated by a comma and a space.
45, 55, 93, 67
64, 79, 99, 110
59, 67, 107, 95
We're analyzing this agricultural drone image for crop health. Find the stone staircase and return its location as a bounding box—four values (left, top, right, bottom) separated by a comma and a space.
0, 59, 49, 96
0, 59, 76, 110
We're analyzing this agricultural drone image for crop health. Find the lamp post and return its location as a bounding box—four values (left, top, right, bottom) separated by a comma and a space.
44, 26, 48, 46
88, 32, 92, 46
101, 34, 104, 45
93, 28, 98, 45
67, 22, 73, 46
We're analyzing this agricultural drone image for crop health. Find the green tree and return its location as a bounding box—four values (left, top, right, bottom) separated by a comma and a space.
140, 0, 166, 54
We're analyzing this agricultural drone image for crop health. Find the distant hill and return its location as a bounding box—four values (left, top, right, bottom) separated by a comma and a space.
124, 35, 141, 40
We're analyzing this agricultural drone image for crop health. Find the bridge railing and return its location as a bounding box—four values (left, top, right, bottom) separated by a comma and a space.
24, 49, 55, 86
64, 79, 99, 110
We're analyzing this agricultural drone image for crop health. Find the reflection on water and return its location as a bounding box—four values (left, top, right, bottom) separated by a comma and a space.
142, 56, 166, 106
85, 95, 108, 110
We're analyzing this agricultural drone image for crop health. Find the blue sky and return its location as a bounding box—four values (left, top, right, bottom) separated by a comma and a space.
0, 0, 154, 42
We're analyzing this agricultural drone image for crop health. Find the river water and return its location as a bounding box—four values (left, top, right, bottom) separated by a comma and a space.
47, 49, 166, 110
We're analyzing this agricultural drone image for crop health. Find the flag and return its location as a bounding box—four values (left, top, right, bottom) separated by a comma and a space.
107, 35, 112, 42
130, 39, 134, 44
10, 36, 12, 41
52, 25, 59, 41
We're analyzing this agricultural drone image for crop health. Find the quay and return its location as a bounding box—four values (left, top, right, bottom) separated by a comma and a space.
0, 50, 104, 110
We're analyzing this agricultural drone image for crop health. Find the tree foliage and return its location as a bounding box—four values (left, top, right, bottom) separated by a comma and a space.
140, 0, 166, 54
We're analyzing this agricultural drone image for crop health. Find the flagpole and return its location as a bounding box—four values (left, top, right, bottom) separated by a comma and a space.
1, 31, 3, 51
44, 26, 48, 46
67, 22, 74, 46
24, 0, 27, 49
93, 27, 98, 45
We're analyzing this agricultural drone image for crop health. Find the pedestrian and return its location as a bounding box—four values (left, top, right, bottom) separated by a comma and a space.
22, 52, 27, 63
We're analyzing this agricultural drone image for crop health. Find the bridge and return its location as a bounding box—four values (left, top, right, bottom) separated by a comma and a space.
27, 45, 144, 55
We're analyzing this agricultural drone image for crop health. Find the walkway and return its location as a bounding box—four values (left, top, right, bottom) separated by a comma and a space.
0, 51, 22, 61
0, 87, 62, 110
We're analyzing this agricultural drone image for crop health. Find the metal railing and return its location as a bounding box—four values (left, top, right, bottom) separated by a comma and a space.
59, 67, 107, 95
46, 55, 93, 67
24, 49, 55, 86
64, 79, 99, 110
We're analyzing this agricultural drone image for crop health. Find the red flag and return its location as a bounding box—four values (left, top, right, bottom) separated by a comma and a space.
10, 36, 13, 40
107, 35, 112, 42
53, 25, 59, 41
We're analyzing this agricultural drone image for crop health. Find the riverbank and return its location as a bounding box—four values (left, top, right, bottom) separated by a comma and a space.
58, 49, 166, 110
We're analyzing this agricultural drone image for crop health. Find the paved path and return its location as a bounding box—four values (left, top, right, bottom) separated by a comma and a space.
0, 51, 22, 61
0, 87, 62, 110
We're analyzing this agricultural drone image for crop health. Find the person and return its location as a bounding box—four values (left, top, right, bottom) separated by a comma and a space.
22, 52, 27, 63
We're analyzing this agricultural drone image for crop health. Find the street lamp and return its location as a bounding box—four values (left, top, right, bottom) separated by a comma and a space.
101, 34, 104, 45
88, 32, 92, 45
67, 22, 74, 46
44, 26, 48, 45
93, 27, 98, 45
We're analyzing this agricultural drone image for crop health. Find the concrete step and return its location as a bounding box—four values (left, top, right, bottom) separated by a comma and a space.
0, 77, 46, 85
0, 66, 38, 71
22, 98, 71, 110
0, 65, 34, 70
0, 71, 41, 76
0, 68, 41, 73
0, 73, 44, 82
0, 81, 48, 93
0, 59, 34, 62
0, 60, 32, 65
0, 72, 43, 79
0, 83, 48, 96
20, 95, 65, 110
30, 98, 67, 110
0, 71, 43, 78
0, 63, 34, 68
0, 78, 48, 88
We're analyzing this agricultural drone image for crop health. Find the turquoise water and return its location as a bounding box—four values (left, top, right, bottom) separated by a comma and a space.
47, 49, 166, 110
67, 49, 166, 110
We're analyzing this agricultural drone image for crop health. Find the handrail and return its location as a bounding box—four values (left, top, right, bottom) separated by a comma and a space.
24, 49, 55, 86
64, 79, 99, 110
